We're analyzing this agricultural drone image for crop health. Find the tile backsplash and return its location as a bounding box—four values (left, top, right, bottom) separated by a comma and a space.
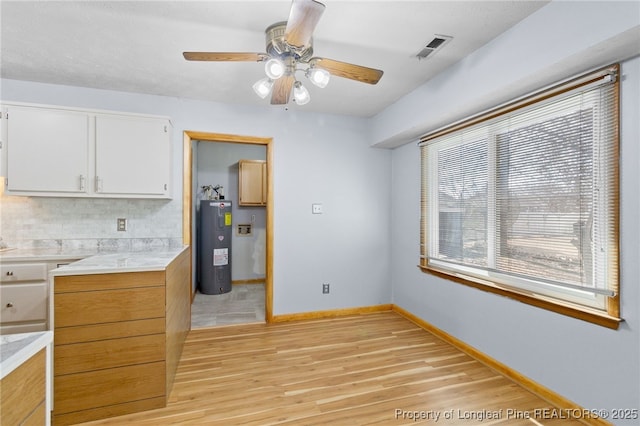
0, 195, 182, 248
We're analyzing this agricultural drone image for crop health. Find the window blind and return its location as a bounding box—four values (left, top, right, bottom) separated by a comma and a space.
419, 64, 619, 316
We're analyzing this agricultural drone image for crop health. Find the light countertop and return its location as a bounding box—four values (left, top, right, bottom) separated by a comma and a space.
0, 330, 53, 380
50, 246, 189, 276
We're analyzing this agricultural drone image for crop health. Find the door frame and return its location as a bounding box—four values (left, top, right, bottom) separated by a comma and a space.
182, 130, 273, 323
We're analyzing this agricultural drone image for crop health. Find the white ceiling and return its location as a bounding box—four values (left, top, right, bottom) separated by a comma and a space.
0, 0, 549, 117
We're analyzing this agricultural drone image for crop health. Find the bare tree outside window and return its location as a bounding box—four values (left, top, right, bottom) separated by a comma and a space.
495, 109, 594, 287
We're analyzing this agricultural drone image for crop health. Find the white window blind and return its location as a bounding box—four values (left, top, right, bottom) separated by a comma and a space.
420, 65, 619, 322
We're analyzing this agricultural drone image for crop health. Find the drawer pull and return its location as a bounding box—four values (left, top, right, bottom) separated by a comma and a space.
5, 271, 14, 276
6, 302, 14, 308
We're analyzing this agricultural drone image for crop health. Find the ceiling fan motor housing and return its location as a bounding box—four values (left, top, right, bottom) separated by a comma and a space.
265, 21, 314, 63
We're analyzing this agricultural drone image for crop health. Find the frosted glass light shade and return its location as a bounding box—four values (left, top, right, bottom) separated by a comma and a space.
252, 78, 274, 99
307, 67, 330, 88
293, 81, 310, 105
265, 58, 285, 79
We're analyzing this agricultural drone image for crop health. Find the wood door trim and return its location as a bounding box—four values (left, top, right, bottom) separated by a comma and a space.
182, 131, 274, 323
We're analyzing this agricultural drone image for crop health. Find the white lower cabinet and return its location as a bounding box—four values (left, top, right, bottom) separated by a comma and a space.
0, 258, 82, 334
1, 284, 48, 326
1, 103, 172, 199
0, 262, 49, 333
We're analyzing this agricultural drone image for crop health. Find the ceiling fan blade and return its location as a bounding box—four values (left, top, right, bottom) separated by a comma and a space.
311, 57, 383, 85
284, 0, 326, 49
183, 52, 267, 62
271, 75, 296, 105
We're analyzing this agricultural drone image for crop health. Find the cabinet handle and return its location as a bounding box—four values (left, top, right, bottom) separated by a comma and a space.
5, 271, 13, 276
79, 174, 86, 191
6, 302, 13, 308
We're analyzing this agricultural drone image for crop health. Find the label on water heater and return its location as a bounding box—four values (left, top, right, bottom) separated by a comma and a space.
213, 248, 229, 266
225, 212, 232, 226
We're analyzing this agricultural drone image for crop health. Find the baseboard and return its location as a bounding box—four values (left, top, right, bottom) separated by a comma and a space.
391, 304, 612, 426
271, 304, 392, 323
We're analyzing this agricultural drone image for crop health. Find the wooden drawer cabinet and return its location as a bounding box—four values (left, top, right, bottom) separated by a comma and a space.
52, 248, 191, 425
0, 348, 47, 426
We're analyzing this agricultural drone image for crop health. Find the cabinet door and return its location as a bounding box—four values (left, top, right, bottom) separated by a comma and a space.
239, 160, 266, 206
95, 115, 171, 197
0, 283, 48, 323
6, 106, 89, 193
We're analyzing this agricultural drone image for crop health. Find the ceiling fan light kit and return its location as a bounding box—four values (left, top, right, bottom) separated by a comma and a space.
183, 0, 383, 106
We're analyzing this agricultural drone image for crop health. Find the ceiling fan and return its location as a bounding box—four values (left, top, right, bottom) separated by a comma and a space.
183, 0, 384, 106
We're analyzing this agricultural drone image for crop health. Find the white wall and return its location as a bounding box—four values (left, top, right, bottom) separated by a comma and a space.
0, 77, 393, 314
388, 1, 640, 422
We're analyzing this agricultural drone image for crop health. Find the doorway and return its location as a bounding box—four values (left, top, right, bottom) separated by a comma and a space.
182, 131, 273, 323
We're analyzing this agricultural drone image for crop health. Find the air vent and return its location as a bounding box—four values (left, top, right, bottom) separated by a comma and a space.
416, 34, 453, 60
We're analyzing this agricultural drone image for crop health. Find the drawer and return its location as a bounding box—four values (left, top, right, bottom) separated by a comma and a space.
0, 263, 47, 283
55, 286, 165, 328
0, 283, 47, 323
54, 271, 165, 293
55, 317, 165, 345
55, 334, 165, 376
54, 361, 166, 415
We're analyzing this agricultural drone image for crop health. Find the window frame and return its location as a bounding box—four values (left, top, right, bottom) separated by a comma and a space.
419, 64, 621, 329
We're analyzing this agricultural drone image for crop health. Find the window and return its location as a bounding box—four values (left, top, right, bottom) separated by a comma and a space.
419, 65, 620, 328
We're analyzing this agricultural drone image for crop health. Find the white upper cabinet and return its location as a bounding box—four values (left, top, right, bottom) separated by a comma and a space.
95, 115, 171, 197
1, 103, 172, 199
5, 105, 89, 194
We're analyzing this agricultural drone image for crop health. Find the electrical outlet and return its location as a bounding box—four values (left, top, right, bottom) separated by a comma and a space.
237, 224, 252, 236
117, 218, 127, 232
322, 283, 330, 294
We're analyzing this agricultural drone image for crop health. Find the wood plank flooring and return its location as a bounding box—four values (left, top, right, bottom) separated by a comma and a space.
81, 312, 584, 425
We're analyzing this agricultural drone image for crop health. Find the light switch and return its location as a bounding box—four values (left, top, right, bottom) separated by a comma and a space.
312, 204, 323, 214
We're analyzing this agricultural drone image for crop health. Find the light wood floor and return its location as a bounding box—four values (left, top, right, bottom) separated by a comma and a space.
82, 312, 583, 425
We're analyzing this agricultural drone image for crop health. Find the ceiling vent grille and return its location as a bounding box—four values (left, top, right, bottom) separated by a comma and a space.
416, 35, 452, 60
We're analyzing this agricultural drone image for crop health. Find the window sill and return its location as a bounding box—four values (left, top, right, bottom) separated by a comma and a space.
418, 265, 622, 330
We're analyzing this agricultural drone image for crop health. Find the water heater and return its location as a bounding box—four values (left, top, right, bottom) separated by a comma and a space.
199, 200, 232, 294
